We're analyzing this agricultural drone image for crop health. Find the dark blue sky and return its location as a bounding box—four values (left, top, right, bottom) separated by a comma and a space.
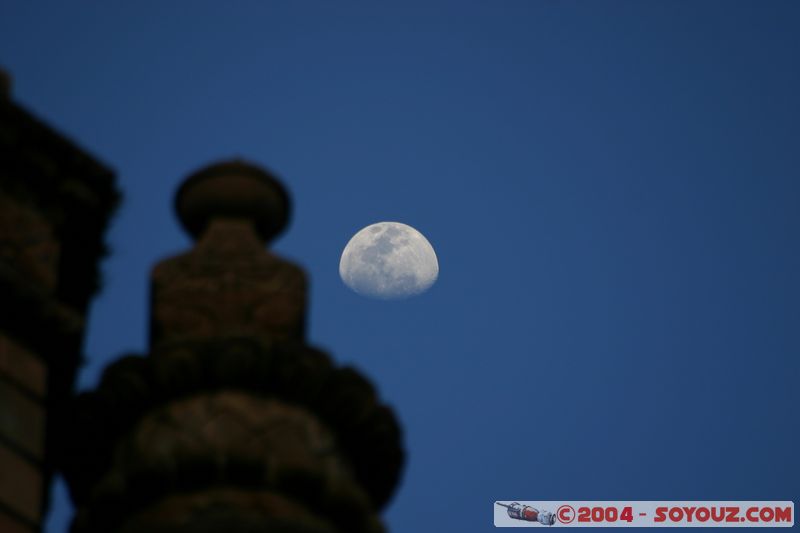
2, 2, 798, 531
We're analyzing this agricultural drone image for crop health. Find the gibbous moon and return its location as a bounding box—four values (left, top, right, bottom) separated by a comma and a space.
339, 222, 439, 299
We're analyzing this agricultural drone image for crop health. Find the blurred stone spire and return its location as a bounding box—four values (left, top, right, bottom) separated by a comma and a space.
61, 160, 404, 533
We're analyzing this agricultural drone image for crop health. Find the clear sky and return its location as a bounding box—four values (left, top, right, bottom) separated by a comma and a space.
1, 2, 798, 531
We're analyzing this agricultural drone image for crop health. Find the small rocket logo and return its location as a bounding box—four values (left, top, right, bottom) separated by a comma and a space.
496, 502, 556, 526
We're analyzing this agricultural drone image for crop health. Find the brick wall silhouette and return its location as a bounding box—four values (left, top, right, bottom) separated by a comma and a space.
0, 71, 119, 533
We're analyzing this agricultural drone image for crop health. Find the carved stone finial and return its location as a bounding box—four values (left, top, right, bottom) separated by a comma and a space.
150, 160, 306, 347
175, 159, 290, 243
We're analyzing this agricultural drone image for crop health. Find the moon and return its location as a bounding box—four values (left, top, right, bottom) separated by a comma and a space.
339, 222, 439, 299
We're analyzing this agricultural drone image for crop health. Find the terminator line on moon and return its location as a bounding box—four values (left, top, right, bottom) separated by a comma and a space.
339, 222, 439, 299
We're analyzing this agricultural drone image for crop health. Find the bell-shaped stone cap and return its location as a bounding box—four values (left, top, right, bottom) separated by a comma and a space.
175, 159, 291, 243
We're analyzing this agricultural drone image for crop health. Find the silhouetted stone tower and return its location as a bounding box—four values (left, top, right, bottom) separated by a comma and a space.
60, 162, 404, 532
0, 71, 119, 533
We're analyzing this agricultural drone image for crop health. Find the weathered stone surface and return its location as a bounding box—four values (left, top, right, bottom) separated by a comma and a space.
113, 489, 341, 533
117, 392, 347, 478
0, 510, 35, 533
0, 333, 45, 397
61, 337, 404, 515
0, 444, 41, 523
0, 380, 44, 458
70, 393, 383, 533
151, 219, 306, 346
0, 193, 60, 292
0, 95, 119, 313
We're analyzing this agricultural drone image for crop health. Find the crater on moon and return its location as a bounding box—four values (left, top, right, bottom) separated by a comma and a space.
339, 222, 439, 300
